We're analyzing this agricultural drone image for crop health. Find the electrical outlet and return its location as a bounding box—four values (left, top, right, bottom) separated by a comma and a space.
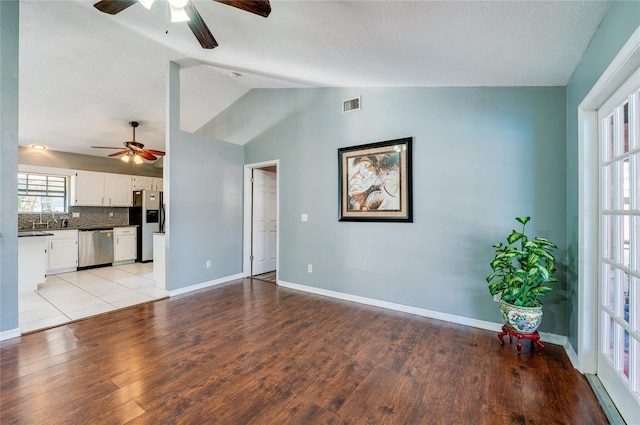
493, 292, 501, 302
72, 212, 80, 218
307, 264, 313, 273
301, 213, 308, 222
206, 260, 211, 269
109, 212, 114, 218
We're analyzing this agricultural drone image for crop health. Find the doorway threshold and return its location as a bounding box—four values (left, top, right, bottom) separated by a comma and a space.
586, 374, 626, 425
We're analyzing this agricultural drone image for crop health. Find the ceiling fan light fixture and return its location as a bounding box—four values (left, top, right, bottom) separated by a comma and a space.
133, 154, 144, 164
121, 154, 130, 163
169, 4, 190, 22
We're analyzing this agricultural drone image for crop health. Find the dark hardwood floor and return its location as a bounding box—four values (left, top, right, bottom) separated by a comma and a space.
1, 278, 608, 424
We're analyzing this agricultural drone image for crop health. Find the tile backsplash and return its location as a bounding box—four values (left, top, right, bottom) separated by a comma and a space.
19, 206, 129, 229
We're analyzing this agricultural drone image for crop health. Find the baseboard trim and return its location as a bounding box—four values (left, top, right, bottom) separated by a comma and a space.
0, 328, 21, 342
278, 280, 571, 356
169, 273, 244, 297
561, 338, 580, 369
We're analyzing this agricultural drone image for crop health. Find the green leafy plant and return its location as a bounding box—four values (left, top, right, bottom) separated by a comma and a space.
486, 216, 558, 307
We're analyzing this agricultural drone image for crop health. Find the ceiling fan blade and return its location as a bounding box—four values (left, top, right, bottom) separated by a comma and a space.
145, 149, 166, 156
108, 150, 129, 157
91, 146, 127, 149
93, 0, 138, 15
139, 151, 158, 161
184, 1, 218, 49
214, 0, 271, 17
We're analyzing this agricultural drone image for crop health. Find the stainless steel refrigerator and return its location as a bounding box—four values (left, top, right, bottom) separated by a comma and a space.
129, 190, 163, 262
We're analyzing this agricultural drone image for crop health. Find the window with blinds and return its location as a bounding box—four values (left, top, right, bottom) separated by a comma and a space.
18, 173, 68, 213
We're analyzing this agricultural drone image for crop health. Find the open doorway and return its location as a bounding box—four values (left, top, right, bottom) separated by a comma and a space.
243, 161, 279, 282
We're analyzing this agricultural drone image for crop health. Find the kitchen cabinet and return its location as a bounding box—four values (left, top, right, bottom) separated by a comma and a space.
46, 230, 78, 274
19, 236, 47, 293
72, 171, 104, 206
114, 226, 137, 263
131, 176, 153, 191
131, 176, 162, 191
72, 171, 132, 206
105, 173, 133, 206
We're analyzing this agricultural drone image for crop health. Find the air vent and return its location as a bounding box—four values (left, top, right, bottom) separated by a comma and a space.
343, 96, 361, 113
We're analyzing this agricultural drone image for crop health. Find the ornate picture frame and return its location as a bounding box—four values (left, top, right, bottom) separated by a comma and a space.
338, 137, 413, 222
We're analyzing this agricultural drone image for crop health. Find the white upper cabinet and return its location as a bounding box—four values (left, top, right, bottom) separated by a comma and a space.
72, 171, 132, 207
131, 176, 153, 191
131, 176, 162, 192
72, 171, 105, 206
104, 174, 132, 206
152, 178, 163, 192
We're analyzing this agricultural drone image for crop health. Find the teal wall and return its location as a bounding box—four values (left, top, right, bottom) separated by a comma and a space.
202, 86, 569, 334
165, 130, 244, 290
0, 0, 19, 335
165, 62, 244, 292
565, 0, 640, 351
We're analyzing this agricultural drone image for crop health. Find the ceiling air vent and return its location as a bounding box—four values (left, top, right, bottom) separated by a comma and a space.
343, 96, 361, 113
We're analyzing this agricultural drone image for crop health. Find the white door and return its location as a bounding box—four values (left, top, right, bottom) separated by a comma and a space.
252, 169, 277, 275
597, 67, 640, 424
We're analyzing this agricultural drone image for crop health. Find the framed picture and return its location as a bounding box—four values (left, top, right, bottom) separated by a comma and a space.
338, 137, 413, 222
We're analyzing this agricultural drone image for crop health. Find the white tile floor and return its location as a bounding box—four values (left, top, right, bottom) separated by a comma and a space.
19, 262, 168, 334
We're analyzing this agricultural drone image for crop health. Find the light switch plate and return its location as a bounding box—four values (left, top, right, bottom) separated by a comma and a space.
301, 213, 308, 222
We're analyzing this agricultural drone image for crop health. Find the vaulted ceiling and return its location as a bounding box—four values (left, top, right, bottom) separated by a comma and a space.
18, 0, 610, 159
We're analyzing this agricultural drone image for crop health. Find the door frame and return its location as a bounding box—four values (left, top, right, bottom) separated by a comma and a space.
578, 26, 640, 374
243, 160, 280, 278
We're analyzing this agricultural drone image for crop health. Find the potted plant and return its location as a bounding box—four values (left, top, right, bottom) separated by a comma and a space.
486, 216, 558, 334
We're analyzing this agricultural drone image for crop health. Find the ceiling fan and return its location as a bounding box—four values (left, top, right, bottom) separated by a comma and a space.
91, 121, 165, 163
93, 0, 271, 49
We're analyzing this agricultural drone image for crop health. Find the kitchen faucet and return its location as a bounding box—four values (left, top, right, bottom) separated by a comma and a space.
36, 209, 58, 228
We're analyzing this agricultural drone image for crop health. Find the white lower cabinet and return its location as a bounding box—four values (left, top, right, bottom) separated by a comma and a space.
114, 227, 137, 263
46, 230, 78, 274
19, 236, 47, 293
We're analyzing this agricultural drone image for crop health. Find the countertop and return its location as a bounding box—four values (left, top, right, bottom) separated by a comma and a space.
18, 225, 138, 235
18, 231, 54, 238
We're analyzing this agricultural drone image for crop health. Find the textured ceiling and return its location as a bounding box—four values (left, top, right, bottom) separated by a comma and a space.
18, 0, 610, 158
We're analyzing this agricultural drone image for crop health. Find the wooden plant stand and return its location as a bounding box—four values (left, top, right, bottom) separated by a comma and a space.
498, 325, 544, 354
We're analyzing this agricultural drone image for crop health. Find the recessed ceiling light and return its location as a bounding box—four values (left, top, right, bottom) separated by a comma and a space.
31, 144, 47, 151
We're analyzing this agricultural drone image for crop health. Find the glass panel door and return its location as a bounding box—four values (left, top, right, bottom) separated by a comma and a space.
597, 70, 640, 424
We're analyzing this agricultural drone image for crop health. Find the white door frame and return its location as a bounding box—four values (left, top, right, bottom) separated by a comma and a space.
578, 27, 640, 373
243, 160, 280, 278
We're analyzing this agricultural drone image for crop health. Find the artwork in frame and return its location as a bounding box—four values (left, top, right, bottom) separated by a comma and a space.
338, 137, 413, 222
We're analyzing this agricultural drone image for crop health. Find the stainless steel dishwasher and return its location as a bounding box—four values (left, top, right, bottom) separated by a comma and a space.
78, 229, 114, 268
